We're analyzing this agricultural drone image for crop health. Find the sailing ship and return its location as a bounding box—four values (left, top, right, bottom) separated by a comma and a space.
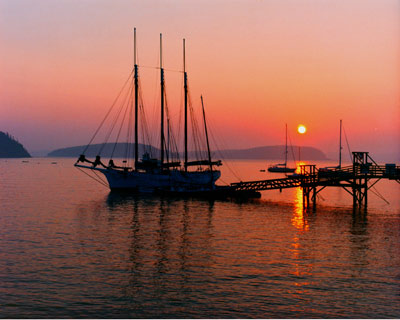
319, 119, 344, 174
268, 124, 296, 173
75, 30, 223, 194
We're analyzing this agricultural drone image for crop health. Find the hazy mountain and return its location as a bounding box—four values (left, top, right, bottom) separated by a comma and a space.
30, 149, 53, 157
0, 132, 31, 158
215, 145, 327, 160
48, 143, 327, 160
47, 143, 159, 158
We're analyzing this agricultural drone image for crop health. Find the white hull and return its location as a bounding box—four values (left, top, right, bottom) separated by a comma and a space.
75, 164, 221, 193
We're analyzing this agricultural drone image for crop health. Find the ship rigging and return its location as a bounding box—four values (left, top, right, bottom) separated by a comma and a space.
75, 29, 223, 194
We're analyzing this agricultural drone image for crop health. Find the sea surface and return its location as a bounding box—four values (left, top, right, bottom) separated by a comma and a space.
0, 158, 399, 318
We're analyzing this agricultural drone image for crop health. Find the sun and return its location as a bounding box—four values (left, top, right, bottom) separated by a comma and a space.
297, 124, 307, 134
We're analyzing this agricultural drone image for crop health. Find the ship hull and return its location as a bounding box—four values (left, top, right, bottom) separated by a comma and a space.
267, 167, 296, 173
75, 164, 221, 193
105, 169, 221, 192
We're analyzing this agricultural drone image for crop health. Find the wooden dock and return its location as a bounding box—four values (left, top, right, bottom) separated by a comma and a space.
231, 152, 400, 208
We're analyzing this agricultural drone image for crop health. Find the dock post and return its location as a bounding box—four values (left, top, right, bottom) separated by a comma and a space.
300, 164, 317, 209
352, 152, 370, 208
302, 186, 310, 208
364, 176, 368, 207
311, 186, 317, 209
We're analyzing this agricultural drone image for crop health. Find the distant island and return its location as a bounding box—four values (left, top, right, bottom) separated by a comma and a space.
0, 131, 31, 158
48, 143, 159, 158
48, 143, 327, 160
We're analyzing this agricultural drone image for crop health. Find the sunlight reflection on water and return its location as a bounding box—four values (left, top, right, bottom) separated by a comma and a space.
0, 158, 399, 318
292, 187, 309, 232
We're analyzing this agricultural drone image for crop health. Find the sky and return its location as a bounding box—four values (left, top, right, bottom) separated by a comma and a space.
0, 0, 399, 160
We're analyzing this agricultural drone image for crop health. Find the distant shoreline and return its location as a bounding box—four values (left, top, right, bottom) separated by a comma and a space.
46, 143, 328, 161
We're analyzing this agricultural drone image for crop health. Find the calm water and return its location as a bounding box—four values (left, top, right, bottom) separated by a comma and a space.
1, 158, 400, 318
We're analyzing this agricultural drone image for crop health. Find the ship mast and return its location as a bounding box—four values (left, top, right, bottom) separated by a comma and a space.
284, 123, 288, 168
339, 119, 342, 168
183, 39, 188, 172
160, 33, 165, 166
201, 95, 213, 173
134, 28, 139, 170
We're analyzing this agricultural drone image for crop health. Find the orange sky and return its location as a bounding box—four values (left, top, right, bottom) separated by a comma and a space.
0, 0, 399, 159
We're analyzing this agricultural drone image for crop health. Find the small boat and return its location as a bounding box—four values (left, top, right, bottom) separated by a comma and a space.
268, 163, 296, 173
268, 124, 296, 173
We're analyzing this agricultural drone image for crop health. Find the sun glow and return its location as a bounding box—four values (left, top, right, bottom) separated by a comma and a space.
297, 125, 307, 134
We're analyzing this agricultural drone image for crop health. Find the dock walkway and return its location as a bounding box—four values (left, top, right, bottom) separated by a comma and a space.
230, 152, 400, 207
